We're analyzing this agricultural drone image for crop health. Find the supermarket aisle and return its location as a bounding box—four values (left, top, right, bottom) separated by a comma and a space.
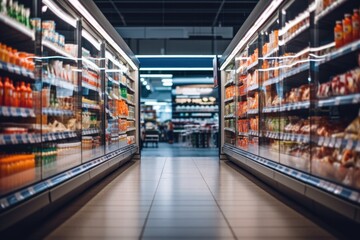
141, 142, 218, 157
38, 157, 334, 239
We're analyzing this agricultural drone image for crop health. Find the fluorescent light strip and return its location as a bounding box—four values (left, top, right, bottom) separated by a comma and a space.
68, 0, 138, 70
163, 82, 173, 86
140, 74, 173, 78
43, 0, 77, 27
82, 30, 101, 50
161, 79, 173, 83
140, 67, 213, 71
220, 0, 284, 70
136, 55, 217, 58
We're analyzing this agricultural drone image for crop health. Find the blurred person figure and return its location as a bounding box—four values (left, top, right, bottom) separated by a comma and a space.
167, 120, 174, 144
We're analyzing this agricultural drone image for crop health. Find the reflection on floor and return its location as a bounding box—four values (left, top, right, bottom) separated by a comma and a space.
32, 156, 334, 239
141, 142, 218, 157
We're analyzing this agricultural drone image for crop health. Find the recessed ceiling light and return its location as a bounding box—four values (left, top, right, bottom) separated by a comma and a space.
146, 85, 151, 90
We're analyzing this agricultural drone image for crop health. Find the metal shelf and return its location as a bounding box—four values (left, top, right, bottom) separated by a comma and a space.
281, 23, 310, 46
0, 60, 34, 79
43, 77, 77, 91
246, 60, 258, 72
82, 128, 100, 136
282, 64, 309, 79
263, 131, 310, 143
315, 40, 360, 66
315, 0, 347, 23
224, 127, 235, 133
247, 109, 259, 115
127, 127, 136, 132
224, 79, 235, 87
82, 82, 100, 92
42, 108, 75, 116
0, 131, 78, 145
313, 136, 360, 152
43, 39, 77, 61
224, 96, 235, 104
317, 94, 360, 107
263, 47, 279, 59
82, 103, 100, 110
262, 101, 310, 113
263, 76, 281, 87
248, 130, 259, 137
247, 84, 259, 92
0, 106, 35, 118
224, 114, 235, 119
0, 13, 34, 39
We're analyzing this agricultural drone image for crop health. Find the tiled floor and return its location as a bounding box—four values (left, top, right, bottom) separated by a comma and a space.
40, 156, 334, 240
141, 142, 219, 157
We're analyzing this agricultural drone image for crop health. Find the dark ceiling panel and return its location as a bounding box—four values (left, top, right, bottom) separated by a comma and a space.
93, 0, 259, 30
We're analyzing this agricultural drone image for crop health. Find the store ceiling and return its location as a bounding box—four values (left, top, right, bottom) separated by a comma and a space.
93, 0, 259, 31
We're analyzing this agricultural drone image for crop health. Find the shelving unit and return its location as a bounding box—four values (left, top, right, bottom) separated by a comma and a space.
219, 0, 360, 225
0, 0, 139, 228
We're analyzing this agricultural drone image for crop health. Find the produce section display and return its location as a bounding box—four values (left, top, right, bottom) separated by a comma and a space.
0, 0, 138, 197
221, 0, 360, 191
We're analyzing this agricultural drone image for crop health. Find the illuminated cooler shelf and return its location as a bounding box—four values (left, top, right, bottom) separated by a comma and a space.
312, 136, 360, 152
43, 77, 77, 91
263, 131, 310, 143
0, 131, 77, 145
0, 106, 35, 117
315, 40, 360, 66
317, 94, 360, 107
42, 108, 75, 116
82, 128, 100, 136
0, 60, 34, 79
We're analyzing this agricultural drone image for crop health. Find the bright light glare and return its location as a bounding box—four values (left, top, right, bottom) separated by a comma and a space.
163, 82, 173, 86
140, 74, 173, 78
140, 78, 145, 82
143, 81, 147, 85
161, 78, 173, 83
146, 85, 151, 90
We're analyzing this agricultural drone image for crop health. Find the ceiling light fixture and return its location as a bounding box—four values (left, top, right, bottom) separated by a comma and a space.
68, 0, 138, 70
220, 0, 284, 70
43, 0, 77, 27
140, 74, 173, 78
140, 67, 213, 71
146, 85, 151, 90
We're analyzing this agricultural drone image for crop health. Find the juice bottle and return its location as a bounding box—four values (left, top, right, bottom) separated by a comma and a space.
12, 82, 19, 107
26, 83, 32, 108
20, 81, 27, 107
343, 14, 353, 44
334, 21, 344, 48
4, 78, 12, 106
0, 77, 3, 106
353, 9, 360, 40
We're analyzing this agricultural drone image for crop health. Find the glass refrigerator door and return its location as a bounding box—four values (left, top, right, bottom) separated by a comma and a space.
277, 0, 311, 172
81, 34, 104, 162
40, 1, 81, 178
0, 0, 39, 196
223, 63, 236, 145
259, 15, 281, 164
312, 0, 360, 189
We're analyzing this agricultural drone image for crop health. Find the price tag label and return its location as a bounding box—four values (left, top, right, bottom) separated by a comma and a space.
324, 137, 330, 147
21, 68, 28, 76
329, 137, 336, 147
10, 134, 18, 144
14, 66, 21, 75
335, 97, 341, 105
291, 135, 296, 141
28, 134, 35, 143
10, 107, 17, 116
346, 139, 353, 150
2, 107, 9, 116
353, 95, 360, 104
356, 141, 360, 152
318, 136, 325, 145
335, 138, 342, 148
21, 134, 27, 143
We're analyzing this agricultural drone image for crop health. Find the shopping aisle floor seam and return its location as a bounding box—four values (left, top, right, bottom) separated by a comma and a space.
192, 157, 238, 240
139, 157, 167, 239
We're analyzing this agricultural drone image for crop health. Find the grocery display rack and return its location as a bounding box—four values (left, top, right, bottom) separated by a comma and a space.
0, 0, 139, 231
220, 0, 360, 224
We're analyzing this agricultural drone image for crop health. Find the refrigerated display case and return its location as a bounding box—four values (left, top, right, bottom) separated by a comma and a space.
220, 0, 360, 224
0, 0, 139, 230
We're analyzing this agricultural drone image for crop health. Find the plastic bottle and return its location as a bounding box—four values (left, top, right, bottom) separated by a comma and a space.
4, 78, 12, 106
334, 21, 344, 48
20, 81, 26, 107
13, 82, 19, 107
26, 83, 32, 108
0, 77, 3, 106
353, 9, 360, 40
343, 14, 353, 45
